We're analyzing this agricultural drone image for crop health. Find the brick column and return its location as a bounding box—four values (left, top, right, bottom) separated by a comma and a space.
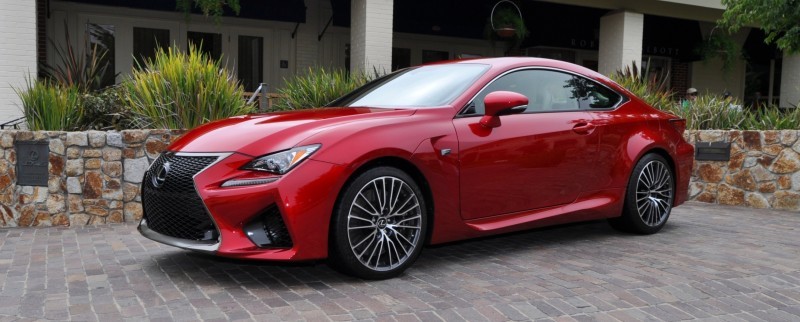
670, 61, 690, 98
350, 0, 393, 74
0, 0, 37, 122
598, 11, 643, 76
780, 53, 800, 108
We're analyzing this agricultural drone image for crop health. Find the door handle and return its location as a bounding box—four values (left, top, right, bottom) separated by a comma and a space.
572, 122, 596, 134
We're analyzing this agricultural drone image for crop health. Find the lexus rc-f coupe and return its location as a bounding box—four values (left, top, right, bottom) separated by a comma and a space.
139, 57, 693, 279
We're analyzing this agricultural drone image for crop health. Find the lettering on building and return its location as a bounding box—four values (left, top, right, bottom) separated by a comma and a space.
570, 39, 597, 49
643, 46, 680, 57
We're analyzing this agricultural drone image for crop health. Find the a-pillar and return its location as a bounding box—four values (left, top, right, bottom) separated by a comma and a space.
598, 10, 644, 76
350, 0, 393, 74
780, 53, 800, 108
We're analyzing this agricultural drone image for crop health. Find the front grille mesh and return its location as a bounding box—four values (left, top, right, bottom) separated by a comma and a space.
142, 153, 220, 241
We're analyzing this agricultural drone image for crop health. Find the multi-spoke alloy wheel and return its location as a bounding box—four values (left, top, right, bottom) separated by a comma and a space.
609, 154, 674, 234
347, 176, 422, 271
330, 167, 427, 279
634, 160, 673, 227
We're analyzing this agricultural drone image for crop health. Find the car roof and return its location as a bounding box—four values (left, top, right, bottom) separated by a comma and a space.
426, 57, 610, 84
439, 57, 623, 94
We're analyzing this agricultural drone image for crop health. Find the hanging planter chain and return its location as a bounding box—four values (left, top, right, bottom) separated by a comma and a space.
491, 0, 523, 38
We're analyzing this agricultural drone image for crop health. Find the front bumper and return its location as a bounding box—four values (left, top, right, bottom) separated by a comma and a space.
138, 218, 219, 253
138, 151, 346, 261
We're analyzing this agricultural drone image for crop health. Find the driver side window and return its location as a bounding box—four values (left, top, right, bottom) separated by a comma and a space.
464, 69, 620, 115
466, 70, 533, 115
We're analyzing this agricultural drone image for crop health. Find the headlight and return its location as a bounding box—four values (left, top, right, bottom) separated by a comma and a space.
242, 144, 320, 174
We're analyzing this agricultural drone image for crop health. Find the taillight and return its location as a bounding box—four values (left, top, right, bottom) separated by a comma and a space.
669, 119, 687, 135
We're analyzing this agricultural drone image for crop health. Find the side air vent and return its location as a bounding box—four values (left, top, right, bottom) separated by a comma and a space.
243, 206, 293, 248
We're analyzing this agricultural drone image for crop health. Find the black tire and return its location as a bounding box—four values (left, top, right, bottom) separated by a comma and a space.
329, 167, 428, 279
609, 153, 674, 234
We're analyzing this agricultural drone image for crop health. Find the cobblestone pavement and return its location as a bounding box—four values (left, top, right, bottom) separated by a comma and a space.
1, 202, 800, 321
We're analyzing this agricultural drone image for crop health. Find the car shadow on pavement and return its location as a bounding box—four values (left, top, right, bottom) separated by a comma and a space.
142, 219, 682, 287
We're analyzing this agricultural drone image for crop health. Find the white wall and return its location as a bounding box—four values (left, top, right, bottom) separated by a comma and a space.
691, 58, 746, 99
48, 1, 297, 91
690, 23, 748, 100
0, 0, 37, 123
780, 54, 800, 108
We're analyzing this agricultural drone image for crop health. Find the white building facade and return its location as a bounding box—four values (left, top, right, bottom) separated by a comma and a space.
1, 0, 797, 123
0, 0, 38, 125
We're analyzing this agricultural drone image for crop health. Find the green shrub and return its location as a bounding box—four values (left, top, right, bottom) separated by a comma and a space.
122, 45, 253, 129
14, 78, 82, 131
273, 67, 374, 110
80, 86, 137, 130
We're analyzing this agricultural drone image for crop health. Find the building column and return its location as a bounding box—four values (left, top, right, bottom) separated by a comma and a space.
295, 0, 321, 73
350, 0, 393, 74
0, 0, 37, 121
598, 10, 643, 76
780, 53, 800, 108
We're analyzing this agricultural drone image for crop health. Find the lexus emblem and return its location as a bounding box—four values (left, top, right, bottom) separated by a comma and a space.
152, 161, 171, 188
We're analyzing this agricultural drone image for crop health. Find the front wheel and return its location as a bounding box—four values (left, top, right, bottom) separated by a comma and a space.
329, 167, 428, 279
609, 153, 674, 234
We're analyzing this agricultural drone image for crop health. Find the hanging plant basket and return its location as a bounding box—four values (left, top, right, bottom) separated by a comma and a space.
490, 1, 525, 39
496, 27, 516, 38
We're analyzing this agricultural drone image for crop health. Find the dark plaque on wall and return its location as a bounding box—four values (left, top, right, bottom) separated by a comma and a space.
15, 141, 49, 186
695, 141, 731, 161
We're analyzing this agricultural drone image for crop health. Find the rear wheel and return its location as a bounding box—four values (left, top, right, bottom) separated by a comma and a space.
609, 154, 674, 234
329, 167, 427, 279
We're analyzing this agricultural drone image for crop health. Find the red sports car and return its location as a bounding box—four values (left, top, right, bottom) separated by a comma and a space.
139, 57, 693, 279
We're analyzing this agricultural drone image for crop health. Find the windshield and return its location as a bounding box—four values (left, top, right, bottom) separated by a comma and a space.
328, 64, 490, 108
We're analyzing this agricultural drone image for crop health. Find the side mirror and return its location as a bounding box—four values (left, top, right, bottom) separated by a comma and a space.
480, 91, 529, 128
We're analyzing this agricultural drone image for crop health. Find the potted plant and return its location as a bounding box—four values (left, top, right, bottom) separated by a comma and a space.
491, 7, 528, 40
485, 1, 529, 54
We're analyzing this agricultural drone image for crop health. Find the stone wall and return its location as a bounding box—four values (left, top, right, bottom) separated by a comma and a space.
686, 130, 800, 211
0, 130, 181, 227
0, 129, 798, 228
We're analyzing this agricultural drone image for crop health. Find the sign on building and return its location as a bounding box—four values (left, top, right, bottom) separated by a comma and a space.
15, 141, 49, 186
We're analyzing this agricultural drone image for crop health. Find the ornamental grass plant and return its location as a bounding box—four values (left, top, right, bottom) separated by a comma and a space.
15, 21, 141, 131
670, 93, 747, 130
744, 104, 800, 130
610, 61, 674, 111
14, 78, 82, 131
123, 45, 253, 129
273, 67, 375, 110
42, 22, 111, 93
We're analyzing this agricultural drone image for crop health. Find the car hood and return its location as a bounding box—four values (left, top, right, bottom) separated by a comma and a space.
169, 107, 416, 156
